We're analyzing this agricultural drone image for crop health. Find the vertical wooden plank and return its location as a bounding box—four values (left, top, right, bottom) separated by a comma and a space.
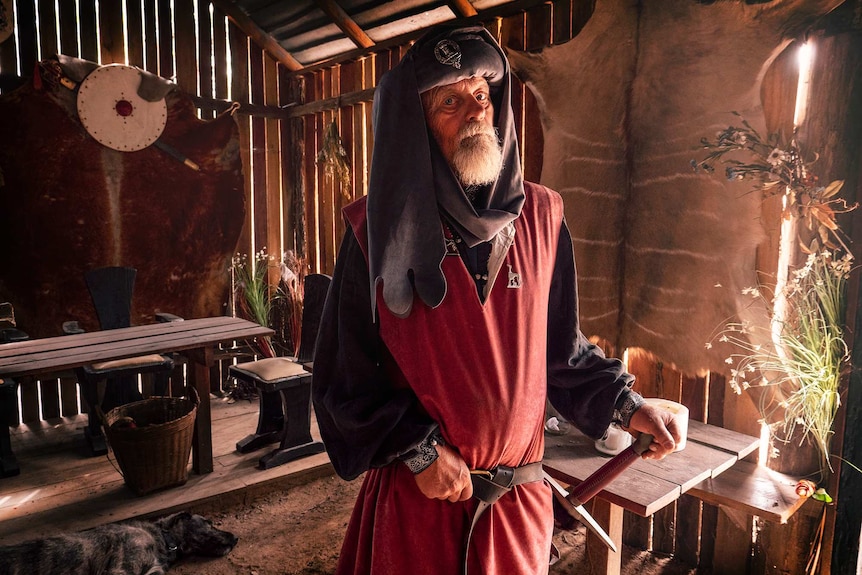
19, 378, 39, 424
699, 502, 718, 569
229, 21, 251, 258
37, 0, 58, 59
526, 2, 551, 52
622, 348, 654, 550
502, 13, 526, 170
701, 370, 726, 569
173, 0, 197, 94
315, 68, 334, 275
38, 378, 60, 420
650, 362, 681, 554
158, 0, 174, 79
126, 0, 144, 68
336, 72, 353, 250
833, 41, 862, 569
58, 0, 79, 57
551, 0, 572, 44
586, 498, 623, 575
78, 0, 99, 63
280, 66, 297, 255
712, 509, 753, 575
249, 43, 267, 255
0, 24, 18, 80
197, 0, 214, 117
143, 0, 159, 75
263, 52, 282, 280
15, 0, 37, 73
676, 373, 707, 566
362, 56, 374, 198
675, 494, 702, 567
523, 80, 544, 183
303, 72, 321, 273
98, 0, 125, 64
60, 377, 79, 417
706, 371, 756, 572
373, 47, 392, 83
212, 4, 229, 100
572, 0, 596, 38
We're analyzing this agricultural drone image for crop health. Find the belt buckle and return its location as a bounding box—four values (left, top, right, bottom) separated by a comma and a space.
491, 465, 515, 489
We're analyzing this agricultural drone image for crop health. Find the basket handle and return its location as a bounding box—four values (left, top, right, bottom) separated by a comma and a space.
183, 384, 200, 406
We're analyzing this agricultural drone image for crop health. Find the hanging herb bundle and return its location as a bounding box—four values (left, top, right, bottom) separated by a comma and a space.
317, 119, 352, 199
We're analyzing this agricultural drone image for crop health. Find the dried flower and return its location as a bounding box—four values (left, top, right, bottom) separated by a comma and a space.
693, 112, 856, 253
795, 479, 817, 497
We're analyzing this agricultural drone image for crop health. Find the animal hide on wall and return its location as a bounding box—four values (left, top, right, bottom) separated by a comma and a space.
0, 57, 245, 338
507, 0, 841, 375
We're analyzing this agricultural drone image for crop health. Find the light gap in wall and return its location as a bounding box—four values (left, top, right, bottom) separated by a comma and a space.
33, 0, 41, 61
759, 39, 815, 467
122, 0, 128, 64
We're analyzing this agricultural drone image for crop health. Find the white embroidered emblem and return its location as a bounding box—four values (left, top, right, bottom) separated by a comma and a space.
434, 39, 462, 69
506, 264, 522, 289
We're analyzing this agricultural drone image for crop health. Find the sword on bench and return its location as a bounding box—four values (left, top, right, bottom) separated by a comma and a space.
544, 432, 655, 552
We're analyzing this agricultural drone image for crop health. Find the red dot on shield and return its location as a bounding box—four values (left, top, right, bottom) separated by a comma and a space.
115, 100, 134, 117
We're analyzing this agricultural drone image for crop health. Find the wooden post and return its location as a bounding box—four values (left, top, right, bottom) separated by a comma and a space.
586, 498, 624, 575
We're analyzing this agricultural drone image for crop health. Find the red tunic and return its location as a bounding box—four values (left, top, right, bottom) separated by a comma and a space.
338, 182, 563, 575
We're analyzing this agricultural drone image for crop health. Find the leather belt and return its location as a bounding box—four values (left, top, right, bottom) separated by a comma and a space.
463, 461, 544, 575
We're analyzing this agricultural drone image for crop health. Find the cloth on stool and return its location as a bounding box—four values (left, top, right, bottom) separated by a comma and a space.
88, 354, 173, 373
232, 357, 307, 384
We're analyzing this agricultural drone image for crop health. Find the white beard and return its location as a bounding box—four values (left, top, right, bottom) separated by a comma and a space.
450, 124, 503, 187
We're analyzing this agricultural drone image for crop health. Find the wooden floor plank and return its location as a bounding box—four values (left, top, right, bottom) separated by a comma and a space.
0, 397, 332, 545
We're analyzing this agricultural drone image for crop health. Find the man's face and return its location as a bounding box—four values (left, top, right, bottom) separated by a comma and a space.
421, 77, 503, 187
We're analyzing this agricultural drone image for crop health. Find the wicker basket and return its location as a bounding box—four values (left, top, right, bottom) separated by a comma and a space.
102, 389, 198, 495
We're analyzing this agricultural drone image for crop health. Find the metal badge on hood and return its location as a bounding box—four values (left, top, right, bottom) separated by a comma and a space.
434, 39, 462, 69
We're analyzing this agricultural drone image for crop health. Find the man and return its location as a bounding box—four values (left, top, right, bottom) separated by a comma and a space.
312, 25, 683, 575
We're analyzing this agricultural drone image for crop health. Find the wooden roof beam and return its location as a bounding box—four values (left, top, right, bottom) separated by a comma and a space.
447, 0, 479, 18
314, 0, 375, 49
210, 0, 304, 72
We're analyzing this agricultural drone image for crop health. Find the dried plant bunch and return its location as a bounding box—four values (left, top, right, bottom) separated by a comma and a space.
231, 248, 282, 329
317, 119, 352, 198
697, 113, 857, 478
692, 112, 855, 253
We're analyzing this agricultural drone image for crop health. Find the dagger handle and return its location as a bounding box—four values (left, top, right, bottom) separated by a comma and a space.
568, 433, 653, 505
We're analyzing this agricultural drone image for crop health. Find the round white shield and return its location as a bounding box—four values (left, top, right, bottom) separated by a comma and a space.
76, 64, 168, 152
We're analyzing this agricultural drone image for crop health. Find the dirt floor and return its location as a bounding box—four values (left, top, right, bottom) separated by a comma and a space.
171, 473, 698, 575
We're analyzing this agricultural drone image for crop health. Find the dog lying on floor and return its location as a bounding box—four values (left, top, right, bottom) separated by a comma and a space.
0, 511, 238, 575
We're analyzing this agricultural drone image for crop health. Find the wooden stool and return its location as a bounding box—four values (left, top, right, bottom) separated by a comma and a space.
230, 357, 325, 469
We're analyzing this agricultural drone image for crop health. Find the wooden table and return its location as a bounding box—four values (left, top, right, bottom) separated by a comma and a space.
543, 420, 760, 575
0, 316, 273, 475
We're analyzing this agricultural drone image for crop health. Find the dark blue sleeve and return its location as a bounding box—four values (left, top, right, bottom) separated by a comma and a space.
546, 220, 636, 440
311, 227, 437, 480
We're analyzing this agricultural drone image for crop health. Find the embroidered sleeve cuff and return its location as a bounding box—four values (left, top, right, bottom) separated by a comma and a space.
401, 432, 444, 474
613, 390, 645, 428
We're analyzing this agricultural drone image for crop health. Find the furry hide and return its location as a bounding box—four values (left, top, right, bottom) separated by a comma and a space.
0, 511, 237, 575
0, 58, 244, 338
507, 0, 840, 374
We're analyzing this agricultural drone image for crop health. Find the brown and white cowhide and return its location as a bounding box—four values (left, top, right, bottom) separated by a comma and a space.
0, 58, 244, 338
508, 0, 840, 375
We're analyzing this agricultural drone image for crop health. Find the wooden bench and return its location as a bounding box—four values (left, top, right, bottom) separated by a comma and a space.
689, 458, 818, 524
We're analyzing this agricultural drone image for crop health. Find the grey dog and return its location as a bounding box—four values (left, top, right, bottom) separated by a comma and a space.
0, 511, 238, 575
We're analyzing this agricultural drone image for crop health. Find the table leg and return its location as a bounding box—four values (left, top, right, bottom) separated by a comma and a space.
187, 347, 214, 474
0, 378, 20, 477
585, 498, 623, 575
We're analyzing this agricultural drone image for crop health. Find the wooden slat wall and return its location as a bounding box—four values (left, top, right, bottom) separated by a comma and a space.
1, 1, 851, 572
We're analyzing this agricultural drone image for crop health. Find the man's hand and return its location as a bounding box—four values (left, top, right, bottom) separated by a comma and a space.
627, 404, 684, 460
414, 444, 473, 502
